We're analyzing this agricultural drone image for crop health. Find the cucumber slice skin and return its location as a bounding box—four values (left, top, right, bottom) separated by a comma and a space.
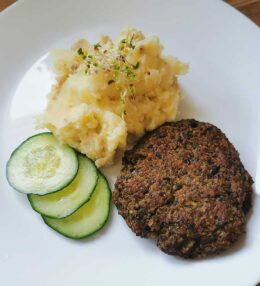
6, 133, 79, 195
42, 173, 111, 239
28, 155, 98, 219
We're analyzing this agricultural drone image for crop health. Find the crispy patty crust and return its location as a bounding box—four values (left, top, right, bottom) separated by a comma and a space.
113, 119, 253, 258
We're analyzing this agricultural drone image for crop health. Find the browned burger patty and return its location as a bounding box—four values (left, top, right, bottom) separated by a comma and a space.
113, 119, 253, 258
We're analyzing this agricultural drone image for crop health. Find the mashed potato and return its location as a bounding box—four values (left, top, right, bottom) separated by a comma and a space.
39, 28, 188, 167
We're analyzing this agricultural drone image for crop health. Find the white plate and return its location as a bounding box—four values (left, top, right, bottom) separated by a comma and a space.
0, 0, 260, 285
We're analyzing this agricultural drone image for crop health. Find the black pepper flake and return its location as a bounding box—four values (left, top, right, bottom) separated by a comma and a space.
172, 184, 183, 192
190, 120, 198, 128
210, 165, 220, 176
108, 80, 115, 85
133, 62, 140, 69
184, 158, 193, 165
155, 152, 162, 158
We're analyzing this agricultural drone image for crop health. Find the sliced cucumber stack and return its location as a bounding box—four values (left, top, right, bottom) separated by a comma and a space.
28, 155, 98, 218
7, 133, 112, 239
43, 173, 111, 239
6, 133, 78, 195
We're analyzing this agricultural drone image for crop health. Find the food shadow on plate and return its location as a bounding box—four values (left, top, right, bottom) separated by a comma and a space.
135, 235, 159, 253
13, 190, 31, 209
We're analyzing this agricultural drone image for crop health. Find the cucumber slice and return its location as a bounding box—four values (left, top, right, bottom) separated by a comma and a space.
43, 173, 111, 239
6, 133, 79, 195
28, 155, 98, 218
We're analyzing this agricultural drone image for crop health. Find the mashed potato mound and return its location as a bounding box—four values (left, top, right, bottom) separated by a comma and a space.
39, 28, 188, 167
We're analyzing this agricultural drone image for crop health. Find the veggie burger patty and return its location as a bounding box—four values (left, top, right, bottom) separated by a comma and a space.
113, 119, 253, 258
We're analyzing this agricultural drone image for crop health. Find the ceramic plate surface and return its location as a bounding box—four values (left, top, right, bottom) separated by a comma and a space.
0, 1, 260, 285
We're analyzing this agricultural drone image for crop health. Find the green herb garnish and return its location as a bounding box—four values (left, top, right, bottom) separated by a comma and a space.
94, 43, 102, 50
127, 71, 136, 81
77, 48, 84, 55
129, 84, 135, 95
129, 34, 135, 49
